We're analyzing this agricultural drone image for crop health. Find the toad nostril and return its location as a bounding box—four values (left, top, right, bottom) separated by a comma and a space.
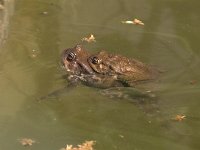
75, 45, 82, 51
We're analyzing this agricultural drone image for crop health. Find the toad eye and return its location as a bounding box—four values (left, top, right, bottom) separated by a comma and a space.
66, 52, 76, 61
91, 56, 100, 64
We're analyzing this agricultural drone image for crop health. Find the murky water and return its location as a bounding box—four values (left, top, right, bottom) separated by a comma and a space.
0, 0, 200, 149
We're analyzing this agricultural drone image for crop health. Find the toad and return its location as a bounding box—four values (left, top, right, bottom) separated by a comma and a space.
61, 45, 158, 89
87, 50, 158, 87
40, 45, 159, 104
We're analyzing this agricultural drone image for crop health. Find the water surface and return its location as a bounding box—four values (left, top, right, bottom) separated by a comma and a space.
0, 0, 200, 149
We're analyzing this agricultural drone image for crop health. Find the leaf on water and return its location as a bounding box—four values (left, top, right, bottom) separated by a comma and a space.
121, 18, 144, 25
19, 138, 36, 146
61, 141, 96, 150
82, 34, 96, 43
189, 80, 197, 85
172, 115, 186, 122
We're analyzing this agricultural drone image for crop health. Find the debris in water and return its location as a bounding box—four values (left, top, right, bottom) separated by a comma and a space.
19, 138, 35, 146
82, 34, 96, 43
30, 49, 40, 58
121, 18, 144, 25
0, 4, 4, 10
189, 80, 197, 85
42, 11, 48, 15
172, 115, 186, 122
61, 140, 95, 150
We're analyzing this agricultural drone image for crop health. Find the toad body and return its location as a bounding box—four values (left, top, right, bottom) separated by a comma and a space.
61, 45, 158, 88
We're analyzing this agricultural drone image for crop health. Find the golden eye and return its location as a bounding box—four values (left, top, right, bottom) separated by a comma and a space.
67, 52, 76, 61
92, 56, 100, 64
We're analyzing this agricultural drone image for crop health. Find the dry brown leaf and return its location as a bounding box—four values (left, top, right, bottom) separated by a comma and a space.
19, 138, 35, 146
172, 115, 186, 121
189, 80, 197, 85
82, 34, 96, 43
62, 141, 95, 150
133, 19, 144, 25
121, 18, 144, 25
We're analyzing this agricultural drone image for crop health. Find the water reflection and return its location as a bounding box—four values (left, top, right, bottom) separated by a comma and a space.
0, 0, 15, 47
0, 0, 200, 150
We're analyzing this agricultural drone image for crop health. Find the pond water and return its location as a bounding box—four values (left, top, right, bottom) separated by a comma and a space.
0, 0, 200, 149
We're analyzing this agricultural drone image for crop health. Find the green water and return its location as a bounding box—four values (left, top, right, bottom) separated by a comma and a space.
0, 0, 200, 149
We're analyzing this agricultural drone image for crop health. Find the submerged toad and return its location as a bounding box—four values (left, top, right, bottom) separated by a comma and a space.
61, 45, 158, 88
39, 44, 158, 113
40, 45, 158, 102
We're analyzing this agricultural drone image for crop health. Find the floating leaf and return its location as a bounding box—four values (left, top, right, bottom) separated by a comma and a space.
82, 34, 96, 43
19, 138, 35, 146
121, 18, 144, 25
61, 140, 95, 150
172, 115, 186, 121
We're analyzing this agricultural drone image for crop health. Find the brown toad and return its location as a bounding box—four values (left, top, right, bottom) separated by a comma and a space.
60, 45, 159, 109
61, 45, 158, 89
87, 50, 158, 88
43, 44, 158, 102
